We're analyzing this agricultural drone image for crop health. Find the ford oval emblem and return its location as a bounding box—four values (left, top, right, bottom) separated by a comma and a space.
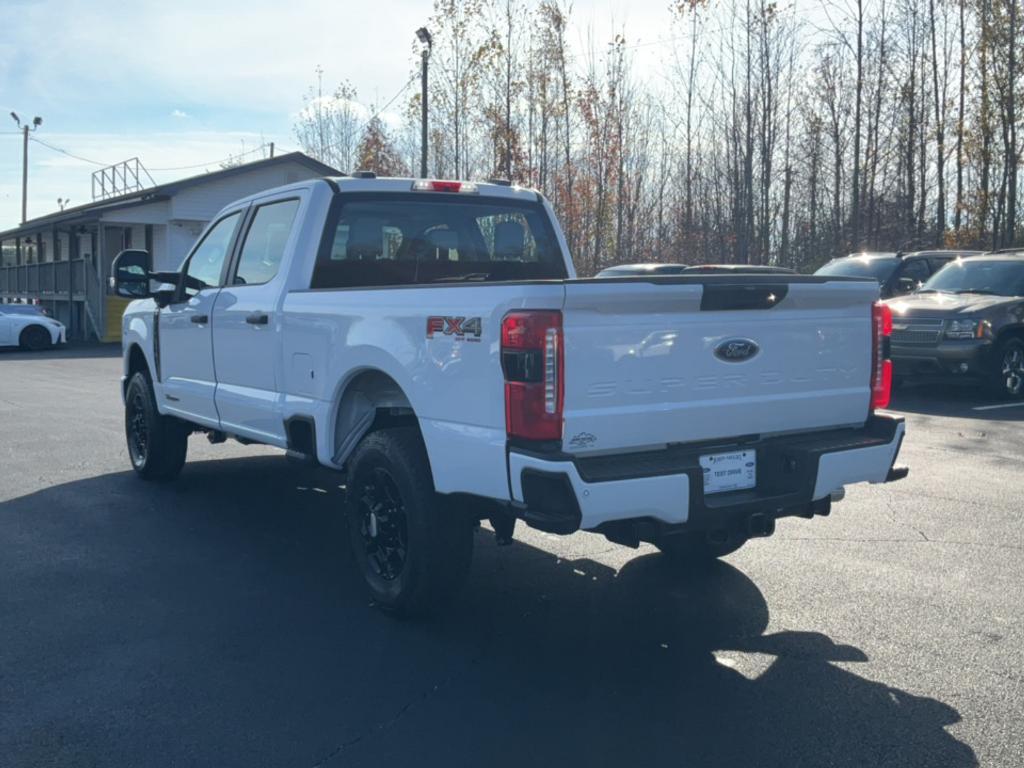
714, 338, 760, 362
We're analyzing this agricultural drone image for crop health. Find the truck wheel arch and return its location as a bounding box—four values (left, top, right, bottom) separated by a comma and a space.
124, 344, 152, 398
331, 369, 418, 468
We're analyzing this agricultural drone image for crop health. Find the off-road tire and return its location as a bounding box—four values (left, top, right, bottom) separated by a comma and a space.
124, 371, 188, 481
346, 427, 473, 618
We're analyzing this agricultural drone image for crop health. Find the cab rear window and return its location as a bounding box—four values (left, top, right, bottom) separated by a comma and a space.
311, 194, 567, 288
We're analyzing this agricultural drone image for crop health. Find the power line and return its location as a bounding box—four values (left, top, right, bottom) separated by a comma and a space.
147, 143, 273, 171
366, 72, 418, 124
29, 136, 110, 166
307, 72, 418, 161
27, 135, 279, 173
18, 68, 415, 177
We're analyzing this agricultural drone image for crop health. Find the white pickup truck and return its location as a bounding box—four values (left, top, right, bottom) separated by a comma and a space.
114, 175, 907, 615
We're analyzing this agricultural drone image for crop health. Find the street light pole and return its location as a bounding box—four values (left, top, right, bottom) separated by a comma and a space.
20, 124, 28, 224
416, 27, 432, 179
10, 112, 43, 224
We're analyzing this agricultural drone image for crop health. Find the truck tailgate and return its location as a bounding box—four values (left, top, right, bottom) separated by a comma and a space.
561, 278, 878, 455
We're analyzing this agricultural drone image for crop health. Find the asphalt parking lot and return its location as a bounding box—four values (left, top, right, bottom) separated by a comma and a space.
2, 346, 1022, 767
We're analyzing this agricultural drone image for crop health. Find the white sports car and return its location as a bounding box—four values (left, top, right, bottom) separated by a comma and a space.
0, 305, 66, 350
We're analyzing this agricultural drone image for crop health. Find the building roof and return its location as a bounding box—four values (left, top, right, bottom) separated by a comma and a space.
0, 152, 339, 239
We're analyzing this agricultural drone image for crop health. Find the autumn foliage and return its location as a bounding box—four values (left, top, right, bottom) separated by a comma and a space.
296, 0, 1024, 275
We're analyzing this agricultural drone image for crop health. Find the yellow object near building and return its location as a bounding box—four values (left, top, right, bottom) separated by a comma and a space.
103, 295, 132, 343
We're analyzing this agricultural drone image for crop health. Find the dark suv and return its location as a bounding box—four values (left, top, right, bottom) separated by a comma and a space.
815, 250, 981, 299
884, 253, 1024, 397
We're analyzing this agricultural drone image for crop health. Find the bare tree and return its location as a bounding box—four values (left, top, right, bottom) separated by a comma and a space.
293, 0, 1024, 273
293, 67, 362, 172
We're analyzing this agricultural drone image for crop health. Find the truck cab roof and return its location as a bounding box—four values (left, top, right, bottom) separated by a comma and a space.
222, 176, 545, 213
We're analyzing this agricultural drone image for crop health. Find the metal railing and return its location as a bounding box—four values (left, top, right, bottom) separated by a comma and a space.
0, 259, 96, 296
0, 259, 103, 339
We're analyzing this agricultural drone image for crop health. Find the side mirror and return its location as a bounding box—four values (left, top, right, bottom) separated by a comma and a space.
111, 249, 153, 298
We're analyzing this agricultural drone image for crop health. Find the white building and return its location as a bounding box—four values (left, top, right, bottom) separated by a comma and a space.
0, 152, 338, 341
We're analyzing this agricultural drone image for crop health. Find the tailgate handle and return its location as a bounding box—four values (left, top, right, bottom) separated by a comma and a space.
700, 283, 788, 311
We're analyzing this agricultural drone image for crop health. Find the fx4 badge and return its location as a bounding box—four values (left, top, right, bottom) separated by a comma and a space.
427, 316, 483, 342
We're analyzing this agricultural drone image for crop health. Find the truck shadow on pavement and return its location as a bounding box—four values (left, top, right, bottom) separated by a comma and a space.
0, 455, 977, 768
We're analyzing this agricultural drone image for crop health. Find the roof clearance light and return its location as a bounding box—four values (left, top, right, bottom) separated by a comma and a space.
411, 180, 479, 194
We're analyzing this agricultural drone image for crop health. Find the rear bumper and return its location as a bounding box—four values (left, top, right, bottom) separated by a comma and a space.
507, 414, 906, 534
891, 339, 991, 376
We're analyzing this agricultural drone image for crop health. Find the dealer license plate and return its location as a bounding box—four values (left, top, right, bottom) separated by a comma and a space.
699, 450, 756, 495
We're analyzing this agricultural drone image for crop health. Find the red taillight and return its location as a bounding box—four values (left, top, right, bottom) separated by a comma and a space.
871, 302, 893, 410
501, 311, 563, 441
410, 180, 479, 194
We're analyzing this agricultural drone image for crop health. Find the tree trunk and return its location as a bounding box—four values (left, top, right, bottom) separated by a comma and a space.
852, 0, 864, 249
954, 0, 966, 237
1005, 0, 1018, 246
929, 0, 947, 245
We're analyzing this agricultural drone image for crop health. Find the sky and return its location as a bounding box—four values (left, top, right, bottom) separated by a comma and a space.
0, 0, 676, 228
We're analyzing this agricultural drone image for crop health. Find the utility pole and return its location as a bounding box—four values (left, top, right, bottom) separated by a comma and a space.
20, 125, 27, 223
416, 27, 432, 179
10, 112, 42, 224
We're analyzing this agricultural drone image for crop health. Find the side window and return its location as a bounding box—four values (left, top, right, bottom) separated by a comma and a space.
900, 259, 930, 286
184, 212, 241, 298
233, 199, 300, 286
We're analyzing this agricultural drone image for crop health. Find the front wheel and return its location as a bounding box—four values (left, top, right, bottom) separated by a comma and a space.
990, 338, 1024, 399
346, 427, 473, 617
124, 372, 188, 481
19, 325, 52, 352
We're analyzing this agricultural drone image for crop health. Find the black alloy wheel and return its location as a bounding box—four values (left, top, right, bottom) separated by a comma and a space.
127, 387, 150, 468
357, 467, 409, 582
996, 339, 1024, 398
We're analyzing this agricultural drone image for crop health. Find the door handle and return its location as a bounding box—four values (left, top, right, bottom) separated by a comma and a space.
246, 312, 269, 326
190, 314, 209, 324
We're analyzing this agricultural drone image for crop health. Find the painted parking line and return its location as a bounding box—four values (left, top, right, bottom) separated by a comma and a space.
973, 401, 1024, 411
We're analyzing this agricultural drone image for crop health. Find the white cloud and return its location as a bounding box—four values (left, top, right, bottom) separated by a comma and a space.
170, 109, 189, 119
